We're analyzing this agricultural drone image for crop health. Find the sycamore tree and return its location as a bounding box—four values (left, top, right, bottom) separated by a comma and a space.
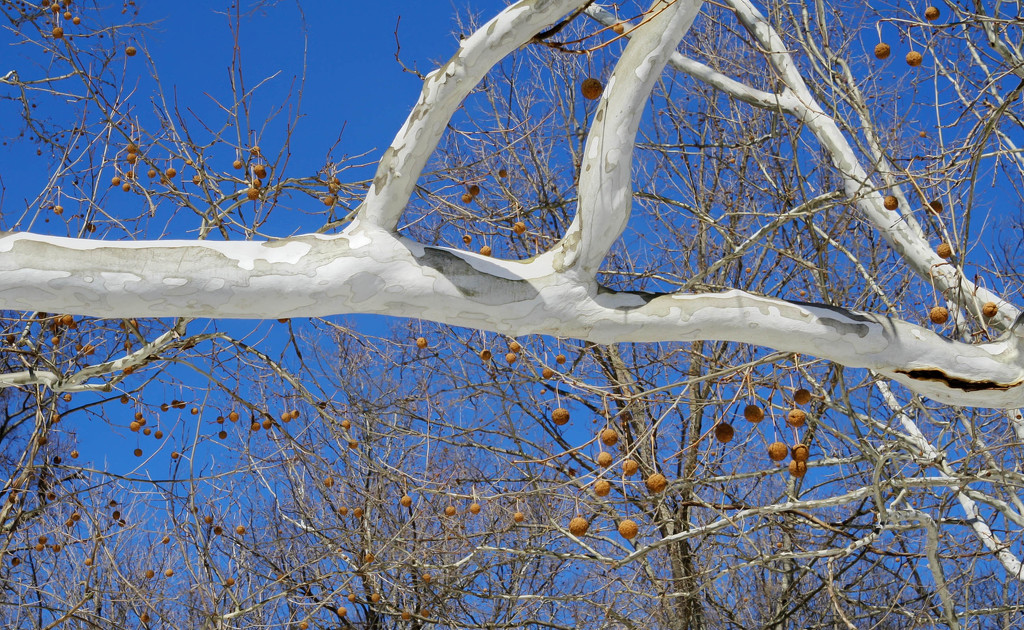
1, 0, 1024, 628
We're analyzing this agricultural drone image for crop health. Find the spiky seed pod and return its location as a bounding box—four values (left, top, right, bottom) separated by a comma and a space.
924, 6, 939, 20
929, 306, 949, 324
874, 43, 891, 59
743, 404, 764, 423
596, 451, 613, 468
906, 51, 923, 66
794, 388, 812, 405
594, 479, 611, 496
552, 408, 570, 425
883, 195, 899, 210
568, 516, 589, 536
580, 78, 603, 100
645, 473, 668, 493
600, 428, 618, 446
787, 409, 807, 427
622, 459, 639, 476
618, 519, 638, 540
791, 443, 810, 462
982, 302, 998, 318
789, 460, 808, 477
714, 423, 734, 443
767, 441, 788, 461
936, 243, 952, 259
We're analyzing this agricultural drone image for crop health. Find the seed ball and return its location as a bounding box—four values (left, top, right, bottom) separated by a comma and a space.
508, 341, 522, 353
789, 460, 808, 477
111, 176, 121, 186
363, 552, 374, 563
400, 495, 412, 508
461, 193, 473, 203
541, 367, 555, 379
596, 451, 613, 468
552, 408, 570, 425
569, 516, 589, 536
232, 159, 244, 170
622, 459, 639, 476
322, 195, 337, 207
645, 473, 668, 493
794, 388, 812, 405
906, 51, 923, 66
600, 428, 618, 446
164, 167, 177, 178
254, 164, 267, 179
787, 409, 807, 427
133, 448, 142, 457
498, 168, 508, 177
874, 43, 891, 59
246, 187, 260, 201
929, 200, 943, 213
791, 443, 810, 462
929, 306, 949, 324
52, 26, 64, 38
462, 234, 472, 245
936, 243, 952, 259
415, 337, 428, 349
479, 245, 492, 257
924, 6, 939, 20
512, 221, 526, 234
594, 479, 611, 496
505, 352, 517, 364
767, 441, 788, 461
612, 22, 625, 34
125, 46, 137, 57
883, 195, 899, 210
513, 511, 525, 523
982, 302, 998, 318
743, 404, 764, 423
555, 354, 567, 364
444, 505, 456, 517
469, 502, 481, 514
122, 183, 131, 192
479, 349, 492, 361
618, 519, 638, 540
581, 78, 603, 100
714, 423, 734, 443
235, 525, 245, 535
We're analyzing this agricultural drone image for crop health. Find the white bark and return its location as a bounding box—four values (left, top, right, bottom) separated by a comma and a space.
0, 0, 1022, 409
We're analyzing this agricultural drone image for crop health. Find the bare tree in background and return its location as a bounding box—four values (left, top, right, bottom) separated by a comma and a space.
1, 0, 1023, 628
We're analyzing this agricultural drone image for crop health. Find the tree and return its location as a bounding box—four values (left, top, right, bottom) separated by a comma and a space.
1, 0, 1023, 628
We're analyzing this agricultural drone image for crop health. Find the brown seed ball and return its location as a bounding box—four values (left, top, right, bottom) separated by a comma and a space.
125, 46, 137, 57
513, 511, 525, 523
874, 43, 891, 59
906, 51, 923, 66
145, 569, 155, 579
505, 352, 517, 364
512, 221, 526, 235
254, 164, 267, 179
622, 459, 639, 476
232, 159, 244, 170
402, 611, 412, 621
421, 573, 432, 583
415, 336, 428, 349
786, 409, 807, 427
982, 302, 998, 318
541, 367, 555, 379
370, 593, 380, 603
133, 448, 143, 457
479, 349, 492, 361
612, 22, 625, 34
469, 502, 481, 514
400, 495, 412, 508
794, 388, 812, 405
462, 234, 472, 245
444, 505, 457, 517
743, 404, 764, 423
122, 182, 132, 192
645, 473, 668, 493
225, 577, 235, 587
596, 451, 613, 468
929, 306, 949, 324
235, 525, 246, 535
618, 519, 638, 540
936, 242, 952, 259
594, 479, 611, 497
498, 168, 508, 178
363, 552, 374, 563
600, 428, 618, 446
767, 441, 789, 462
245, 187, 260, 201
883, 195, 899, 210
479, 245, 492, 257
791, 443, 810, 462
555, 354, 567, 365
581, 78, 603, 100
508, 340, 522, 353
322, 195, 337, 207
714, 423, 734, 443
461, 193, 473, 203
789, 460, 808, 477
924, 6, 940, 20
111, 176, 122, 186
552, 408, 570, 425
164, 569, 173, 577
164, 167, 177, 178
568, 516, 589, 536
929, 199, 943, 213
